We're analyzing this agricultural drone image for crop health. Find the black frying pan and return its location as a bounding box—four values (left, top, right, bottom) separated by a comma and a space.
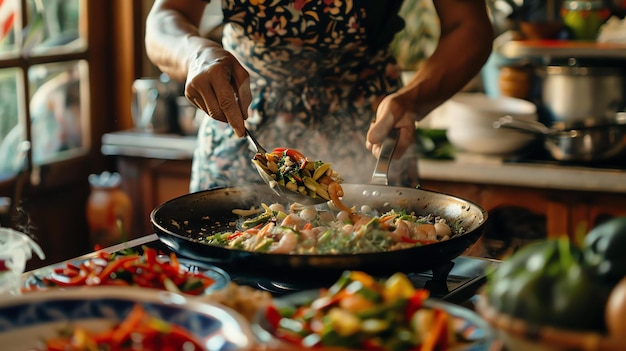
150, 183, 488, 283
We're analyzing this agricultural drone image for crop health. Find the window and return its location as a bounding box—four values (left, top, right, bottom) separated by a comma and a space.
0, 0, 89, 182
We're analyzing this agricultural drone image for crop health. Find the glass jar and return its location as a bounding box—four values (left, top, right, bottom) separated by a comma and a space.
561, 0, 611, 40
86, 172, 132, 248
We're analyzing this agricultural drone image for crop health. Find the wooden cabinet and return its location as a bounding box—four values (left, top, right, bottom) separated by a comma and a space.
421, 179, 626, 254
115, 157, 192, 238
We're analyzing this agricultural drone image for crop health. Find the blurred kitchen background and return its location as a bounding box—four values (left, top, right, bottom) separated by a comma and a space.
1, 0, 625, 269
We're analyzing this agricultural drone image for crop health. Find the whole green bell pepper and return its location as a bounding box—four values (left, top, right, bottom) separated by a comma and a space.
485, 238, 609, 331
584, 217, 626, 286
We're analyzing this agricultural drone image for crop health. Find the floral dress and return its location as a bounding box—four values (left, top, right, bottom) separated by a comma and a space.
191, 0, 418, 192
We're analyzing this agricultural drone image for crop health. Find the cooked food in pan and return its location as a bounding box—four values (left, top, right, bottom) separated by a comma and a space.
200, 201, 463, 255
252, 148, 353, 212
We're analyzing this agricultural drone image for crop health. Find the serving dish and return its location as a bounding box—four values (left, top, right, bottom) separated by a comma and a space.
253, 289, 497, 351
0, 286, 256, 351
22, 249, 230, 295
445, 92, 539, 155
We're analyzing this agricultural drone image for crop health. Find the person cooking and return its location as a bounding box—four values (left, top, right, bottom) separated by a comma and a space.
145, 0, 493, 192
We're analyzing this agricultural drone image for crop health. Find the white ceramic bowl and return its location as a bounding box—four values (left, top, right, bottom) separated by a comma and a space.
445, 93, 539, 156
0, 286, 257, 351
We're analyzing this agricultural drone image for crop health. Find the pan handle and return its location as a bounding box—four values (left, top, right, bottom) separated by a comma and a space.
370, 129, 399, 185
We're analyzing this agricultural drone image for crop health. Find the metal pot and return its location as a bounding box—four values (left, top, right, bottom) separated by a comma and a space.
540, 64, 625, 127
131, 75, 181, 133
494, 115, 626, 162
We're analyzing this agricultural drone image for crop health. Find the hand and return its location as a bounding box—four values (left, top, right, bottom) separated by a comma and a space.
366, 92, 418, 159
184, 45, 252, 137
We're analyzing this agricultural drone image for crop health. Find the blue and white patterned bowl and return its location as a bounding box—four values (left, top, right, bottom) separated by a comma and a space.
0, 286, 256, 351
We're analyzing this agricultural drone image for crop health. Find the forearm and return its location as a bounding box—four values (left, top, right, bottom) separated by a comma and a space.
402, 0, 493, 118
145, 0, 218, 82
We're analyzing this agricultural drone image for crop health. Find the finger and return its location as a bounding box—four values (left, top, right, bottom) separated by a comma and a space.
236, 77, 252, 120
214, 73, 246, 137
367, 101, 396, 145
392, 126, 415, 159
186, 86, 227, 123
366, 110, 396, 155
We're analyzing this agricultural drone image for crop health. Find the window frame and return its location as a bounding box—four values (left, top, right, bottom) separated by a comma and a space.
0, 0, 138, 194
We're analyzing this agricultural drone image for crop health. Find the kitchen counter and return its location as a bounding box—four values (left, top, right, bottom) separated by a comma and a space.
102, 130, 626, 194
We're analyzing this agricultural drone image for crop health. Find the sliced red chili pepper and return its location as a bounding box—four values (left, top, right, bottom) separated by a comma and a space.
265, 304, 283, 330
50, 270, 88, 286
419, 308, 449, 351
276, 330, 305, 345
169, 252, 179, 271
272, 147, 308, 169
143, 246, 158, 264
111, 303, 145, 345
164, 324, 205, 349
227, 232, 243, 240
405, 289, 430, 320
96, 255, 140, 281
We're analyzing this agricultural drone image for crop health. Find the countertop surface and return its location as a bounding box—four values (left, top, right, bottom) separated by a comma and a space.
102, 130, 626, 194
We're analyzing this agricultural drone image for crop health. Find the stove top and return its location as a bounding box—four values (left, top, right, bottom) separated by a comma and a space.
85, 234, 500, 305
503, 146, 626, 170
229, 255, 498, 304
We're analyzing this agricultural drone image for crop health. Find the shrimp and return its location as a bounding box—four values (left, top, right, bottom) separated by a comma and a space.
299, 227, 320, 248
327, 181, 353, 214
434, 222, 452, 238
415, 224, 437, 241
389, 219, 410, 242
281, 213, 304, 229
269, 231, 297, 254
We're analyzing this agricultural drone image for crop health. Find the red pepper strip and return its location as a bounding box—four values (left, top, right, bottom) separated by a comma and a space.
419, 309, 449, 351
363, 339, 385, 350
169, 252, 179, 271
50, 270, 88, 286
110, 303, 145, 345
291, 174, 303, 183
273, 147, 308, 169
143, 246, 158, 265
164, 323, 206, 350
405, 289, 430, 321
265, 304, 283, 330
45, 337, 72, 351
96, 255, 140, 281
276, 330, 305, 346
133, 275, 157, 289
65, 261, 81, 273
96, 250, 113, 261
227, 232, 243, 240
158, 261, 183, 276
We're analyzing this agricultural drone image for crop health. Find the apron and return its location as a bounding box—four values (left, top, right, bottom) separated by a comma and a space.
190, 0, 416, 192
